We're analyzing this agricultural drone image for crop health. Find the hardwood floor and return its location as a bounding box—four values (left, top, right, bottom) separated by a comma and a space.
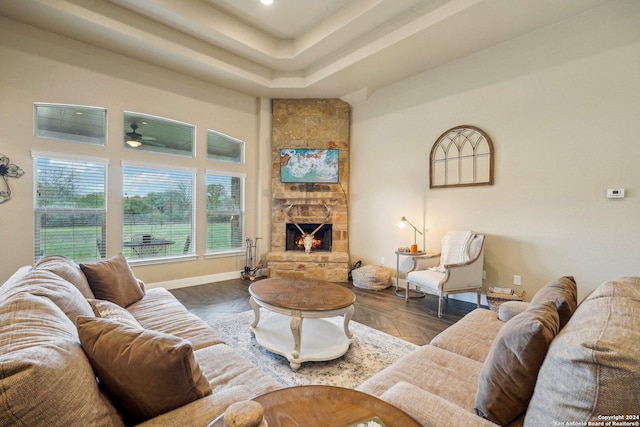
170, 279, 482, 345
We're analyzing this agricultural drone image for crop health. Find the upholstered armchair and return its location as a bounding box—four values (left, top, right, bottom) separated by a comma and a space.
406, 231, 485, 317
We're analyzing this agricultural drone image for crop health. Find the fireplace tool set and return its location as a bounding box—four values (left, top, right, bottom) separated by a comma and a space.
241, 237, 268, 282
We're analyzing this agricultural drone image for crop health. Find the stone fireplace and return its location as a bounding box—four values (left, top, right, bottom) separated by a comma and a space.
266, 99, 350, 282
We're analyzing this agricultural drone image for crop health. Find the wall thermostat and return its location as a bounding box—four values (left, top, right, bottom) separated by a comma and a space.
607, 188, 625, 199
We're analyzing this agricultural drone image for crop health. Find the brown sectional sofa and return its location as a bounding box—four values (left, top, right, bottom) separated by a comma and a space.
357, 276, 640, 426
0, 255, 281, 426
2, 254, 638, 427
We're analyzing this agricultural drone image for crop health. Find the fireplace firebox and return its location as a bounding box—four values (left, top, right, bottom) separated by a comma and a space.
286, 223, 332, 252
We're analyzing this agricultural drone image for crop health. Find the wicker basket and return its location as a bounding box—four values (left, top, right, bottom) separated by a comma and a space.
351, 265, 391, 291
486, 290, 526, 312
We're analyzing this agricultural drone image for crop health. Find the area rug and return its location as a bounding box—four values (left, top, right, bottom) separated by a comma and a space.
208, 310, 418, 389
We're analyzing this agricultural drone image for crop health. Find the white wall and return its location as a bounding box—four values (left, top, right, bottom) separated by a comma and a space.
349, 1, 640, 301
0, 18, 264, 285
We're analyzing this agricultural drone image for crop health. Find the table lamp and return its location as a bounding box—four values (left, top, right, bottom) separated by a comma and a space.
399, 216, 422, 253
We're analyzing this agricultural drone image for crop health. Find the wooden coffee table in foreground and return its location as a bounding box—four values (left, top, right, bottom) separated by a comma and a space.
208, 385, 421, 427
248, 277, 356, 371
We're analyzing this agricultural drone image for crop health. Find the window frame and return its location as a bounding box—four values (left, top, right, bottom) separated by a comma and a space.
32, 151, 109, 263
205, 170, 246, 257
122, 161, 196, 264
206, 129, 245, 164
34, 103, 107, 146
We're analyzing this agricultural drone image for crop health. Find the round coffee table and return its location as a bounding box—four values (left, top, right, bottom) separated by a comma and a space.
208, 385, 421, 427
248, 277, 356, 371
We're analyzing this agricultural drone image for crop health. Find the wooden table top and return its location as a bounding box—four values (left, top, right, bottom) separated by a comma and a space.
249, 277, 356, 311
209, 385, 421, 427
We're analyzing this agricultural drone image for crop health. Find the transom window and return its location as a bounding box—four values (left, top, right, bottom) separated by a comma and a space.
34, 103, 106, 146
124, 112, 195, 158
207, 130, 244, 163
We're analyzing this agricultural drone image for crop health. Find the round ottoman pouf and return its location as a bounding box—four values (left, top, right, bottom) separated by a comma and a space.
351, 265, 391, 290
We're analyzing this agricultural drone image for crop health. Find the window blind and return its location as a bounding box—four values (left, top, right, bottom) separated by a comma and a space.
122, 164, 194, 258
206, 172, 244, 253
34, 154, 107, 262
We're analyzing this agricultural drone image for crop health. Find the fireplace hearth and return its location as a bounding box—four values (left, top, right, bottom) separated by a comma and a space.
286, 223, 332, 252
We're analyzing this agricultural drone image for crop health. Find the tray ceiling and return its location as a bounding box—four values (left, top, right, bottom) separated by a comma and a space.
0, 0, 610, 98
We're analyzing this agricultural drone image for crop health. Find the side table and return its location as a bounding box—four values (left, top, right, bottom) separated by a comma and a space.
394, 251, 436, 299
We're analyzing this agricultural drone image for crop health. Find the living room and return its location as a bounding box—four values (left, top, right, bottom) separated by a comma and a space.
1, 1, 639, 426
1, 0, 638, 301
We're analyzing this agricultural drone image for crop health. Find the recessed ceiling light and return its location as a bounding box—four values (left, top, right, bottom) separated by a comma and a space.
260, 0, 273, 5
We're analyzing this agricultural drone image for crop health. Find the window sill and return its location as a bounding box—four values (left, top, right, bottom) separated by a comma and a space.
205, 250, 244, 259
127, 254, 198, 267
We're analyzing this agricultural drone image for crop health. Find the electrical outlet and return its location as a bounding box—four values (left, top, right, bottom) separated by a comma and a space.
482, 270, 486, 280
513, 275, 521, 286
380, 257, 385, 265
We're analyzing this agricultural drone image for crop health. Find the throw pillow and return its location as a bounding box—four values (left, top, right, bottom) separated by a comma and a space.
529, 276, 577, 329
525, 277, 640, 426
34, 255, 95, 299
88, 299, 140, 328
474, 301, 559, 425
498, 301, 529, 322
77, 316, 212, 423
80, 253, 144, 307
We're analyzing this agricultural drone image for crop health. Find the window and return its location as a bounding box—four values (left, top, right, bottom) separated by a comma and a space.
123, 164, 194, 259
33, 152, 107, 262
206, 172, 244, 253
34, 103, 106, 145
124, 112, 195, 157
207, 130, 244, 163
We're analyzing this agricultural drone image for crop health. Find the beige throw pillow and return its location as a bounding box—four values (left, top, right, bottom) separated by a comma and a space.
80, 253, 144, 307
77, 316, 212, 423
34, 255, 95, 299
474, 301, 559, 425
498, 301, 529, 322
88, 299, 140, 328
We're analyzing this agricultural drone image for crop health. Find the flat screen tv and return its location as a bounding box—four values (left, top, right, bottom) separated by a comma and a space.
280, 148, 339, 183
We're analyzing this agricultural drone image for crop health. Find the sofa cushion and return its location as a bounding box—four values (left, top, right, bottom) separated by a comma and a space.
88, 298, 140, 328
357, 344, 484, 412
529, 276, 577, 328
0, 293, 124, 427
127, 287, 225, 351
380, 382, 498, 427
80, 253, 144, 307
77, 316, 212, 423
194, 344, 282, 395
0, 269, 94, 324
474, 301, 559, 425
35, 255, 95, 299
525, 277, 640, 426
430, 308, 505, 362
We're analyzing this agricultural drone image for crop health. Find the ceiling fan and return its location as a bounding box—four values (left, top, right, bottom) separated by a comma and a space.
125, 123, 161, 147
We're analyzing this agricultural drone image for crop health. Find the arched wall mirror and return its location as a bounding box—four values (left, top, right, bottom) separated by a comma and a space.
430, 125, 494, 188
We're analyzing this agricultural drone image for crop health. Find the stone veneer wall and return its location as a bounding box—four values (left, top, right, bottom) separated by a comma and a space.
266, 99, 350, 282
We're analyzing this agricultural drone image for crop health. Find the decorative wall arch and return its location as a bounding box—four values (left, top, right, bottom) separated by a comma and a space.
430, 125, 494, 188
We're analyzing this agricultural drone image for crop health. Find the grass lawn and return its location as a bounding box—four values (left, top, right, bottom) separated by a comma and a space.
39, 223, 238, 261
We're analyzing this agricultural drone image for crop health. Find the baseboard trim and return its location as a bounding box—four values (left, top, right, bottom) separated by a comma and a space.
146, 270, 242, 290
